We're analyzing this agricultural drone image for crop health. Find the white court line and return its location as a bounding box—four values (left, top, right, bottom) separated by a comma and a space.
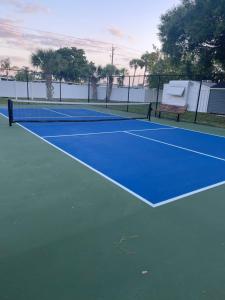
153, 180, 225, 207
43, 107, 72, 117
43, 108, 117, 119
43, 102, 140, 118
43, 127, 176, 138
1, 111, 225, 208
18, 115, 123, 119
146, 120, 225, 139
44, 130, 126, 138
9, 121, 157, 208
173, 125, 225, 139
125, 131, 225, 162
10, 121, 225, 208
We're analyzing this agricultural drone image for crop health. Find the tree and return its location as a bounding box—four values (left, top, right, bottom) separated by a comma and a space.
0, 58, 11, 79
15, 67, 33, 82
140, 52, 150, 84
31, 47, 99, 100
86, 63, 103, 100
129, 58, 142, 86
117, 68, 128, 87
138, 51, 162, 84
87, 65, 128, 100
131, 47, 182, 87
101, 64, 119, 100
159, 0, 225, 77
31, 49, 58, 100
54, 47, 90, 82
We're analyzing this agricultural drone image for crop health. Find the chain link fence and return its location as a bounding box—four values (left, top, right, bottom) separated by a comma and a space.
0, 68, 225, 128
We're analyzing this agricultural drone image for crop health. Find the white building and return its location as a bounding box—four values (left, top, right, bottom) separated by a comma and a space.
161, 80, 215, 113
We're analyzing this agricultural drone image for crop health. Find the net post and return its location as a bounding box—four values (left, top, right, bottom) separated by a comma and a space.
155, 75, 161, 117
194, 79, 202, 123
8, 99, 13, 126
147, 102, 152, 121
14, 78, 18, 100
127, 76, 131, 112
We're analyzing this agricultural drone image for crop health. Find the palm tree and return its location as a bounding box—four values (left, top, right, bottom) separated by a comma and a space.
88, 64, 103, 100
31, 49, 58, 100
140, 52, 152, 85
102, 64, 119, 100
0, 58, 11, 80
129, 59, 142, 86
15, 67, 33, 82
143, 51, 161, 73
117, 68, 128, 87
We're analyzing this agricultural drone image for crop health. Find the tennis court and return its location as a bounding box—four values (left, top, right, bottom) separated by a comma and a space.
1, 100, 225, 300
2, 100, 225, 207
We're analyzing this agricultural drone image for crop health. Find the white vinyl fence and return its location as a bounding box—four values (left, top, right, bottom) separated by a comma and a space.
0, 79, 162, 103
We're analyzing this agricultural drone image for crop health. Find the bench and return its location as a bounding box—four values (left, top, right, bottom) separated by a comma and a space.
158, 104, 187, 122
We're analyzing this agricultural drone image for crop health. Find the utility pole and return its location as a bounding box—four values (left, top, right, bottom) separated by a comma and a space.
111, 45, 116, 65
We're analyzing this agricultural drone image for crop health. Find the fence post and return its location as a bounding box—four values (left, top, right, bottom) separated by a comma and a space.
59, 77, 62, 102
105, 76, 109, 108
155, 75, 161, 117
14, 79, 18, 100
26, 70, 30, 100
194, 80, 203, 123
88, 77, 91, 102
127, 76, 131, 112
143, 74, 146, 86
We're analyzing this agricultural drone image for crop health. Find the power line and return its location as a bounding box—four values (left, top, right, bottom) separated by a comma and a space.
0, 24, 144, 66
0, 21, 144, 55
0, 21, 146, 70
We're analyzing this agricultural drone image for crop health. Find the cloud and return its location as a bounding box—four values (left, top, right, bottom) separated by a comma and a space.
0, 18, 119, 56
107, 26, 135, 43
0, 19, 23, 43
0, 18, 142, 68
0, 0, 50, 14
0, 54, 27, 65
127, 35, 135, 42
108, 27, 125, 38
20, 3, 50, 14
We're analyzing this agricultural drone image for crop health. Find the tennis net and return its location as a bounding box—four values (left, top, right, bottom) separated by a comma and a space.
8, 99, 152, 125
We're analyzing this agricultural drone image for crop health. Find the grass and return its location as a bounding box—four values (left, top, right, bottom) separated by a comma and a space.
0, 97, 8, 105
152, 106, 225, 129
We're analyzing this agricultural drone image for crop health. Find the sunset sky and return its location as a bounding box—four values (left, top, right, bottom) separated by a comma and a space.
0, 0, 180, 70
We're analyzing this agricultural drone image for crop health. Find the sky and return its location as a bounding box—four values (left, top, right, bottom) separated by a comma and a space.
0, 0, 181, 71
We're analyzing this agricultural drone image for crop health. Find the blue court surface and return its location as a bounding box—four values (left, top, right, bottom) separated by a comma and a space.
1, 107, 225, 207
